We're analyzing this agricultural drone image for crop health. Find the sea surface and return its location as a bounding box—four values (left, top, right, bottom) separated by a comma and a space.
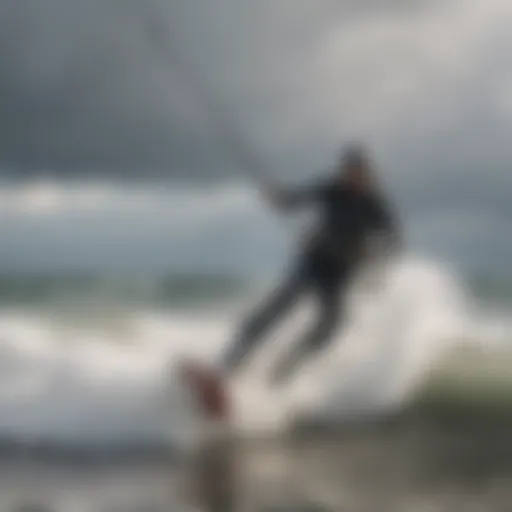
0, 254, 511, 511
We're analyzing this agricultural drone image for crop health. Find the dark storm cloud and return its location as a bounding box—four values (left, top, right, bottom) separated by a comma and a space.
0, 0, 225, 178
1, 0, 512, 274
0, 0, 442, 179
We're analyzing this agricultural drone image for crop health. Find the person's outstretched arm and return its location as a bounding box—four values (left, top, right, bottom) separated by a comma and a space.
261, 179, 328, 212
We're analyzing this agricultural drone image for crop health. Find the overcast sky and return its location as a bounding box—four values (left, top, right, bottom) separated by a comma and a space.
1, 0, 511, 276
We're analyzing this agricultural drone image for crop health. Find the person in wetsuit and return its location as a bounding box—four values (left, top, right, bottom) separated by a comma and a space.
220, 144, 401, 385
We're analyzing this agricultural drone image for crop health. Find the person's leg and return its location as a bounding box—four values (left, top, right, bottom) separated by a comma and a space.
269, 272, 347, 385
219, 270, 306, 376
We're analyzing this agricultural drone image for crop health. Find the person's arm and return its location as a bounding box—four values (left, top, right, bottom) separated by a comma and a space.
263, 180, 328, 211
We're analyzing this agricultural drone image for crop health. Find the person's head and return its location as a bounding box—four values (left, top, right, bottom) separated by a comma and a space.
337, 143, 376, 192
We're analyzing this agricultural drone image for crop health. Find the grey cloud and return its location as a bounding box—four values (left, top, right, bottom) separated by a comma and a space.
0, 175, 509, 277
0, 184, 288, 274
0, 0, 446, 179
2, 0, 512, 276
0, 0, 223, 178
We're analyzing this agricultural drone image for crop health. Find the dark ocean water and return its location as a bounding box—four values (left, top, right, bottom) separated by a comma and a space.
0, 270, 510, 309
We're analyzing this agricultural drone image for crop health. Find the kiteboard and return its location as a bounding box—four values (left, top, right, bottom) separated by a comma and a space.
177, 359, 237, 512
178, 359, 232, 423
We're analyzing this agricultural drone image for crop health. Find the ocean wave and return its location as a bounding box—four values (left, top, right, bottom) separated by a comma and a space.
0, 269, 511, 309
0, 274, 254, 311
0, 255, 508, 451
413, 344, 512, 416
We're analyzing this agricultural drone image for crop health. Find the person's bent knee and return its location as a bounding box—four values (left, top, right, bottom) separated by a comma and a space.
309, 309, 341, 351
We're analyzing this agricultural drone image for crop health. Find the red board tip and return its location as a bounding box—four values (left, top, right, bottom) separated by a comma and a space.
181, 360, 231, 421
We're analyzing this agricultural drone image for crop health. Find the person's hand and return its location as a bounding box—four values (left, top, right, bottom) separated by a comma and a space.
261, 183, 286, 209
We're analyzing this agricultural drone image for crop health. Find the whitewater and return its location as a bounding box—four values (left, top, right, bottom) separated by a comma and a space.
0, 254, 507, 450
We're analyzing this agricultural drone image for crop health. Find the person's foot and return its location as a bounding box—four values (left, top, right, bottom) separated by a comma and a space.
181, 360, 231, 420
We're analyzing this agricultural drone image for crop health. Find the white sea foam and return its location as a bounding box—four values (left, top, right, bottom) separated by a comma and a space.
0, 254, 507, 448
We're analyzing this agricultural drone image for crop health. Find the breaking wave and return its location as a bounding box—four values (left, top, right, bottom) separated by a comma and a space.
0, 254, 509, 451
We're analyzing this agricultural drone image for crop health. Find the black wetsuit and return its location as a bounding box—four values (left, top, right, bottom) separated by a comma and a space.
221, 178, 399, 384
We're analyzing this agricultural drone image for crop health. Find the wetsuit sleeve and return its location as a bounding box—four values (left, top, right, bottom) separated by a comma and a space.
271, 181, 329, 210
